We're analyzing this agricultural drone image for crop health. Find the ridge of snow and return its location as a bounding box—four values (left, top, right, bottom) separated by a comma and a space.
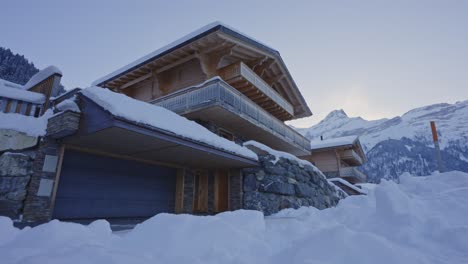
1, 171, 467, 263
244, 140, 314, 168
0, 110, 52, 137
23, 66, 62, 90
92, 22, 277, 86
81, 86, 258, 160
0, 80, 45, 103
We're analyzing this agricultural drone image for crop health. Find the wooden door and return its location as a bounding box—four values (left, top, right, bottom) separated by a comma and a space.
194, 170, 209, 213
215, 169, 229, 212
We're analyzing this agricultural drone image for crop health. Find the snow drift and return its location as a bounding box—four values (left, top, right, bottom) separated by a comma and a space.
1, 171, 467, 264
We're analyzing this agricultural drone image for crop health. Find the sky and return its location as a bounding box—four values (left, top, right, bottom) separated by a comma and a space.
1, 0, 467, 127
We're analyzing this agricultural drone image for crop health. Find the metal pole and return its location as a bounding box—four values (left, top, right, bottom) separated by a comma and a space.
430, 121, 444, 172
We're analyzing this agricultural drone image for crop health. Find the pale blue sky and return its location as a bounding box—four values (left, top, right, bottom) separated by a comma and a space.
1, 0, 467, 127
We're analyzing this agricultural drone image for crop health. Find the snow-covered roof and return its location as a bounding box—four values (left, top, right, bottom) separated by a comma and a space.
92, 22, 278, 87
80, 86, 258, 160
0, 78, 45, 103
310, 135, 359, 150
24, 66, 62, 90
55, 98, 80, 113
0, 110, 52, 137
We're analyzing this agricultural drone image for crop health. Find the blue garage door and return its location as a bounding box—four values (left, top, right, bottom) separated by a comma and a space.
53, 150, 176, 220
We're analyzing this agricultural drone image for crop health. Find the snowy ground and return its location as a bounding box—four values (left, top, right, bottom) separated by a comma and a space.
1, 171, 467, 264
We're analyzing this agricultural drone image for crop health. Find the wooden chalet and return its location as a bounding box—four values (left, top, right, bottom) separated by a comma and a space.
301, 136, 367, 195
1, 22, 318, 224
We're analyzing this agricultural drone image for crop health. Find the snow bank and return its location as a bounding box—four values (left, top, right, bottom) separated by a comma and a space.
2, 171, 468, 263
81, 87, 257, 160
23, 66, 62, 90
0, 111, 51, 137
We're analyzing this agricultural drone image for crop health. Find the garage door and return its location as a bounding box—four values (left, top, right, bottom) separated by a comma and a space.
53, 150, 177, 220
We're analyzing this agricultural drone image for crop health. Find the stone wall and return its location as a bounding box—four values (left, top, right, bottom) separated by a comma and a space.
242, 154, 345, 215
22, 138, 62, 223
0, 152, 34, 219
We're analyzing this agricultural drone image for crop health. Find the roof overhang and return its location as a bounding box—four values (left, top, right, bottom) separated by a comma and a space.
93, 23, 312, 119
63, 97, 258, 169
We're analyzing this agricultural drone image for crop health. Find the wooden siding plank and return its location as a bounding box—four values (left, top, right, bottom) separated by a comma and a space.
174, 169, 184, 213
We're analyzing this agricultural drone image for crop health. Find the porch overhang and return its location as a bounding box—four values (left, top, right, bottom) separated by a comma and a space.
63, 97, 258, 169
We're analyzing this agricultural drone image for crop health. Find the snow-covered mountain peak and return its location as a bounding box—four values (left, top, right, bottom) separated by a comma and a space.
322, 109, 348, 121
297, 100, 468, 182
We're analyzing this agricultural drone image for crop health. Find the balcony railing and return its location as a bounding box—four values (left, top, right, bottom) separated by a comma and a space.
151, 78, 310, 153
339, 167, 367, 183
218, 62, 294, 120
0, 97, 43, 117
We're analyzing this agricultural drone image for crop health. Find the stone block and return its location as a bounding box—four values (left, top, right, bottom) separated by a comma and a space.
295, 184, 315, 198
0, 153, 31, 177
42, 155, 58, 173
0, 129, 38, 152
259, 181, 295, 196
37, 179, 54, 197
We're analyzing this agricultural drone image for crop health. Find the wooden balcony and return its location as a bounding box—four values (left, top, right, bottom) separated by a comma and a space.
0, 97, 44, 117
339, 167, 367, 184
340, 149, 364, 166
218, 62, 294, 121
151, 78, 310, 155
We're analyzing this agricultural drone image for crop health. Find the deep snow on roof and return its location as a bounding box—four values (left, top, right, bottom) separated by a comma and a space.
0, 110, 52, 137
80, 86, 258, 160
92, 22, 278, 86
0, 78, 45, 103
310, 135, 359, 150
23, 66, 62, 90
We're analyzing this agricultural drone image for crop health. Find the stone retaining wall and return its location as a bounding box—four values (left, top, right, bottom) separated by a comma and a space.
242, 154, 345, 215
0, 152, 34, 219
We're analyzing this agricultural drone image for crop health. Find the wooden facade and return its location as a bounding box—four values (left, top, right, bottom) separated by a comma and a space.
302, 137, 368, 187
95, 23, 312, 156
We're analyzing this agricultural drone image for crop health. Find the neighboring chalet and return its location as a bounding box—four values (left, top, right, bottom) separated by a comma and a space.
301, 136, 367, 195
0, 66, 62, 117
0, 22, 345, 225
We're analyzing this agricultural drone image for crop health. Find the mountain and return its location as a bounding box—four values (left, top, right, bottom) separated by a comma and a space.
0, 47, 39, 85
297, 101, 468, 183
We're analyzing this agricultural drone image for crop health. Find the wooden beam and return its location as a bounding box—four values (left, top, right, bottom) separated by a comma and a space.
174, 169, 184, 213
254, 59, 275, 77
119, 73, 152, 89
156, 54, 197, 74
49, 144, 66, 217
265, 74, 285, 87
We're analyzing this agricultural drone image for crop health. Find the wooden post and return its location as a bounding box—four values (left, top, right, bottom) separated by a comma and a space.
430, 121, 444, 172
